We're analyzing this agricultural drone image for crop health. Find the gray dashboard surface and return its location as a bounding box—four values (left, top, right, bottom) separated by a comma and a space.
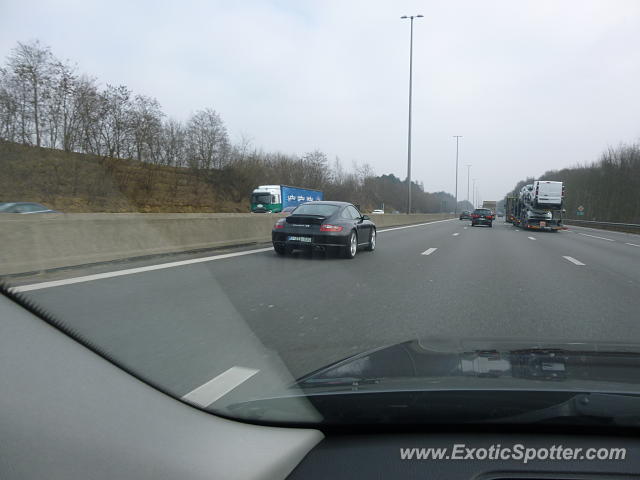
0, 294, 323, 480
288, 433, 640, 479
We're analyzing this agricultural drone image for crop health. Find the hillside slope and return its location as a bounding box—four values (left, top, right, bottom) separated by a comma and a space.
0, 141, 247, 213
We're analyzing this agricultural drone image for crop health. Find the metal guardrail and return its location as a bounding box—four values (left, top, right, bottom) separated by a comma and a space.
563, 219, 640, 232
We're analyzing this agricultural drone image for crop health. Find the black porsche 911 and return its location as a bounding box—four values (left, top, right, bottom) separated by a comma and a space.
272, 201, 376, 259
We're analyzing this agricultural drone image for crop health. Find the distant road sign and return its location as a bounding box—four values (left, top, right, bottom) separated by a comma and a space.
577, 211, 584, 216
577, 205, 585, 212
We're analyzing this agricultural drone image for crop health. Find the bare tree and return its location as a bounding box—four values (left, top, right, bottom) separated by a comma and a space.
99, 84, 134, 159
7, 40, 53, 147
185, 108, 229, 171
73, 75, 102, 155
0, 66, 19, 142
131, 94, 163, 163
46, 60, 79, 151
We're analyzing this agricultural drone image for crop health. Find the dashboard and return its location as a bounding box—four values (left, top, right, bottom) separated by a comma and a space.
289, 432, 640, 479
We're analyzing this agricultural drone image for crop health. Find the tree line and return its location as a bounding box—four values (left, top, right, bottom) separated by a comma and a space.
506, 141, 640, 223
0, 40, 455, 213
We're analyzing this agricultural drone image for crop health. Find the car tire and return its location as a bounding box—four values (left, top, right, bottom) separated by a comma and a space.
344, 230, 358, 259
365, 228, 376, 251
274, 244, 286, 255
489, 223, 492, 228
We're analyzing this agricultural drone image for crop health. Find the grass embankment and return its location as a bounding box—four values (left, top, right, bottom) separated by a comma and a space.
0, 141, 247, 213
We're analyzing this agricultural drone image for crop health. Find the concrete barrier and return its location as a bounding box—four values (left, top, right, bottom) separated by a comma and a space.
0, 213, 453, 275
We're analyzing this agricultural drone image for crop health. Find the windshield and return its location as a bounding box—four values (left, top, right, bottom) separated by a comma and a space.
1, 1, 640, 431
290, 204, 339, 216
251, 193, 273, 204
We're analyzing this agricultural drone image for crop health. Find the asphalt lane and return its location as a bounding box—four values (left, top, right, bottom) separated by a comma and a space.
15, 218, 640, 404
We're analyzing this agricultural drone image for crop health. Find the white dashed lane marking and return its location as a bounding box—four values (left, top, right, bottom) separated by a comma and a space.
563, 256, 586, 266
181, 366, 259, 407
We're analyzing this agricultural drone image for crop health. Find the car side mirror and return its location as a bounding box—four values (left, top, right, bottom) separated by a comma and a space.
361, 215, 370, 221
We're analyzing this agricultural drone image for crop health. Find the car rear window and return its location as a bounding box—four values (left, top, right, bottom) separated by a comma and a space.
291, 204, 339, 216
474, 209, 492, 214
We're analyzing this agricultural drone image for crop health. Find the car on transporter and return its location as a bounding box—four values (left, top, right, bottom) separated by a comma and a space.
272, 201, 376, 259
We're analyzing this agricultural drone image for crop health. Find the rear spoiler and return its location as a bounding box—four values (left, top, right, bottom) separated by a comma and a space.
286, 215, 326, 225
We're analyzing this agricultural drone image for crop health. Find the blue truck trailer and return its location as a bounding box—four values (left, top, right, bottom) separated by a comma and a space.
250, 185, 323, 213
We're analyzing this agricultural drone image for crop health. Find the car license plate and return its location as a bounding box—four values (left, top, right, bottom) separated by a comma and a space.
540, 221, 546, 227
287, 236, 311, 243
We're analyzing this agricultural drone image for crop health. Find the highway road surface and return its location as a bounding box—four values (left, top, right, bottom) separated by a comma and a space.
8, 219, 640, 409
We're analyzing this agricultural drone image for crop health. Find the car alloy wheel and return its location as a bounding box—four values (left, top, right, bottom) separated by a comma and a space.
345, 231, 357, 259
366, 228, 376, 251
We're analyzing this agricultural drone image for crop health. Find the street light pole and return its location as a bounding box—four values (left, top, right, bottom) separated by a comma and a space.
401, 14, 423, 214
453, 136, 462, 214
465, 164, 472, 204
472, 178, 477, 208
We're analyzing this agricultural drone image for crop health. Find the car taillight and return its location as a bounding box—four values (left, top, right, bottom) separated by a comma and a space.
320, 224, 343, 232
274, 219, 285, 229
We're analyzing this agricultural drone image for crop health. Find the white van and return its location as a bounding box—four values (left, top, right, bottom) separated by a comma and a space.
532, 181, 563, 207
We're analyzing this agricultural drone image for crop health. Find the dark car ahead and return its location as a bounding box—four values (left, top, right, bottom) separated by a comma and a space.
471, 208, 494, 227
272, 201, 376, 259
0, 202, 57, 214
459, 210, 471, 220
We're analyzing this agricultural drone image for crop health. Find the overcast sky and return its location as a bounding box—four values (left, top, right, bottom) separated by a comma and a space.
2, 0, 639, 202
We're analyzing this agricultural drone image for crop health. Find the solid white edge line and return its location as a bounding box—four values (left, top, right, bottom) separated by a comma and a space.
10, 247, 275, 292
421, 248, 438, 256
577, 232, 615, 242
626, 243, 640, 247
562, 256, 586, 266
378, 218, 454, 233
181, 366, 259, 408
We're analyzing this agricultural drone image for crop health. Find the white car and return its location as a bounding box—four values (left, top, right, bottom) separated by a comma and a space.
371, 209, 385, 214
